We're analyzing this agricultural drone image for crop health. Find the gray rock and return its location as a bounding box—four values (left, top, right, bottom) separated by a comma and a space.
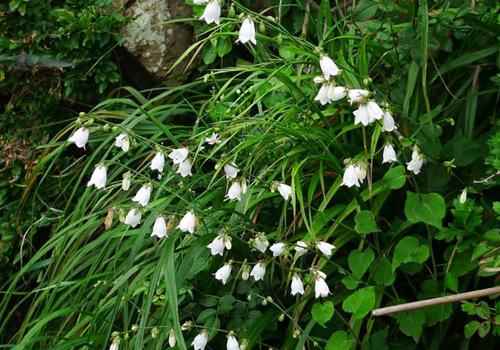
115, 0, 194, 84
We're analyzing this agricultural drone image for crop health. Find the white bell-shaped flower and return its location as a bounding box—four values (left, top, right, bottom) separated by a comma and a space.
277, 183, 293, 200
294, 241, 308, 257
205, 132, 220, 145
214, 263, 232, 285
315, 84, 347, 105
132, 184, 152, 207
114, 133, 130, 152
168, 328, 176, 348
382, 111, 397, 132
200, 0, 221, 25
122, 171, 131, 191
253, 234, 269, 253
250, 262, 266, 281
270, 242, 286, 257
317, 241, 335, 257
291, 274, 305, 296
237, 18, 256, 45
109, 341, 119, 350
168, 147, 189, 165
459, 188, 467, 204
207, 235, 227, 256
87, 164, 107, 189
177, 210, 196, 233
150, 152, 165, 173
406, 145, 424, 175
347, 89, 370, 104
68, 127, 89, 149
314, 271, 330, 298
353, 101, 384, 126
124, 209, 142, 228
382, 144, 397, 164
224, 163, 239, 179
151, 216, 167, 239
192, 330, 208, 350
226, 334, 240, 350
342, 162, 367, 188
177, 158, 193, 177
314, 84, 331, 105
226, 181, 243, 201
319, 55, 340, 79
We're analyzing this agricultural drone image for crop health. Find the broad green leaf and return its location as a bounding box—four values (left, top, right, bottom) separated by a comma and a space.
444, 273, 458, 292
392, 236, 429, 270
404, 192, 446, 228
348, 248, 375, 280
464, 320, 480, 338
311, 301, 334, 327
326, 330, 354, 350
341, 275, 360, 290
372, 257, 395, 286
478, 321, 491, 338
342, 286, 376, 319
395, 310, 426, 342
354, 210, 379, 235
382, 165, 406, 189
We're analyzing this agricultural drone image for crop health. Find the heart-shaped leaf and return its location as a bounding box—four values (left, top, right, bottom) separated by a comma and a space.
311, 301, 334, 326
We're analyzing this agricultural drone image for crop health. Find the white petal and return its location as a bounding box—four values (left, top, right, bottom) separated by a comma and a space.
382, 144, 397, 164
124, 209, 142, 228
294, 241, 308, 257
382, 111, 397, 132
122, 171, 131, 191
270, 242, 286, 257
215, 264, 232, 285
291, 274, 305, 296
224, 163, 239, 179
277, 183, 293, 200
200, 1, 221, 25
237, 18, 256, 45
87, 165, 107, 189
178, 211, 196, 233
319, 55, 340, 79
192, 331, 209, 350
328, 86, 347, 101
168, 147, 189, 165
68, 127, 89, 149
406, 146, 424, 175
459, 188, 467, 204
132, 184, 152, 207
226, 335, 240, 350
353, 104, 371, 126
249, 262, 266, 281
365, 101, 384, 122
177, 158, 193, 177
314, 84, 331, 105
151, 216, 167, 238
205, 132, 220, 145
342, 164, 360, 188
207, 235, 225, 256
226, 181, 243, 201
347, 89, 370, 104
314, 277, 330, 298
114, 133, 130, 152
150, 152, 165, 172
317, 241, 335, 257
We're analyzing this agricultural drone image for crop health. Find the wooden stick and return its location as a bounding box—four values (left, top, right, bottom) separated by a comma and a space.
372, 286, 500, 316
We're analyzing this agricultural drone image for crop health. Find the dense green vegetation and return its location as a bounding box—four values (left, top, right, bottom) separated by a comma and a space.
1, 0, 499, 349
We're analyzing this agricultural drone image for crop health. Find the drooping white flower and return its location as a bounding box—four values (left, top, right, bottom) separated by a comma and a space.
237, 18, 256, 45
342, 163, 367, 188
315, 84, 347, 105
168, 147, 189, 165
109, 340, 119, 350
178, 210, 196, 233
347, 89, 370, 105
291, 274, 305, 296
207, 235, 231, 256
317, 241, 335, 257
277, 183, 293, 201
270, 242, 286, 257
114, 133, 130, 152
314, 271, 330, 298
124, 209, 142, 228
132, 184, 152, 207
314, 84, 331, 105
459, 188, 467, 204
406, 145, 424, 175
205, 132, 220, 145
150, 152, 165, 173
151, 216, 167, 239
226, 334, 240, 350
382, 111, 397, 132
214, 263, 232, 285
68, 127, 89, 149
192, 330, 208, 350
200, 0, 221, 25
168, 328, 176, 348
382, 144, 397, 164
294, 241, 308, 257
226, 181, 243, 201
224, 163, 239, 179
177, 158, 193, 177
253, 234, 269, 253
250, 262, 266, 281
353, 101, 384, 126
319, 55, 340, 79
122, 171, 131, 191
87, 164, 107, 189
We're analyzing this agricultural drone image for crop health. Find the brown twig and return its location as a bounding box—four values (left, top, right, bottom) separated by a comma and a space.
372, 286, 500, 316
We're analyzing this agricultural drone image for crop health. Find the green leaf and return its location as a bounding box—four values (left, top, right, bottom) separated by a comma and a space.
311, 301, 334, 327
348, 248, 375, 280
326, 330, 354, 350
464, 320, 480, 338
395, 310, 426, 342
342, 286, 376, 320
444, 273, 458, 292
341, 275, 360, 290
404, 192, 446, 228
382, 165, 407, 189
372, 257, 395, 286
354, 211, 379, 235
392, 236, 429, 270
478, 321, 491, 338
216, 37, 232, 57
